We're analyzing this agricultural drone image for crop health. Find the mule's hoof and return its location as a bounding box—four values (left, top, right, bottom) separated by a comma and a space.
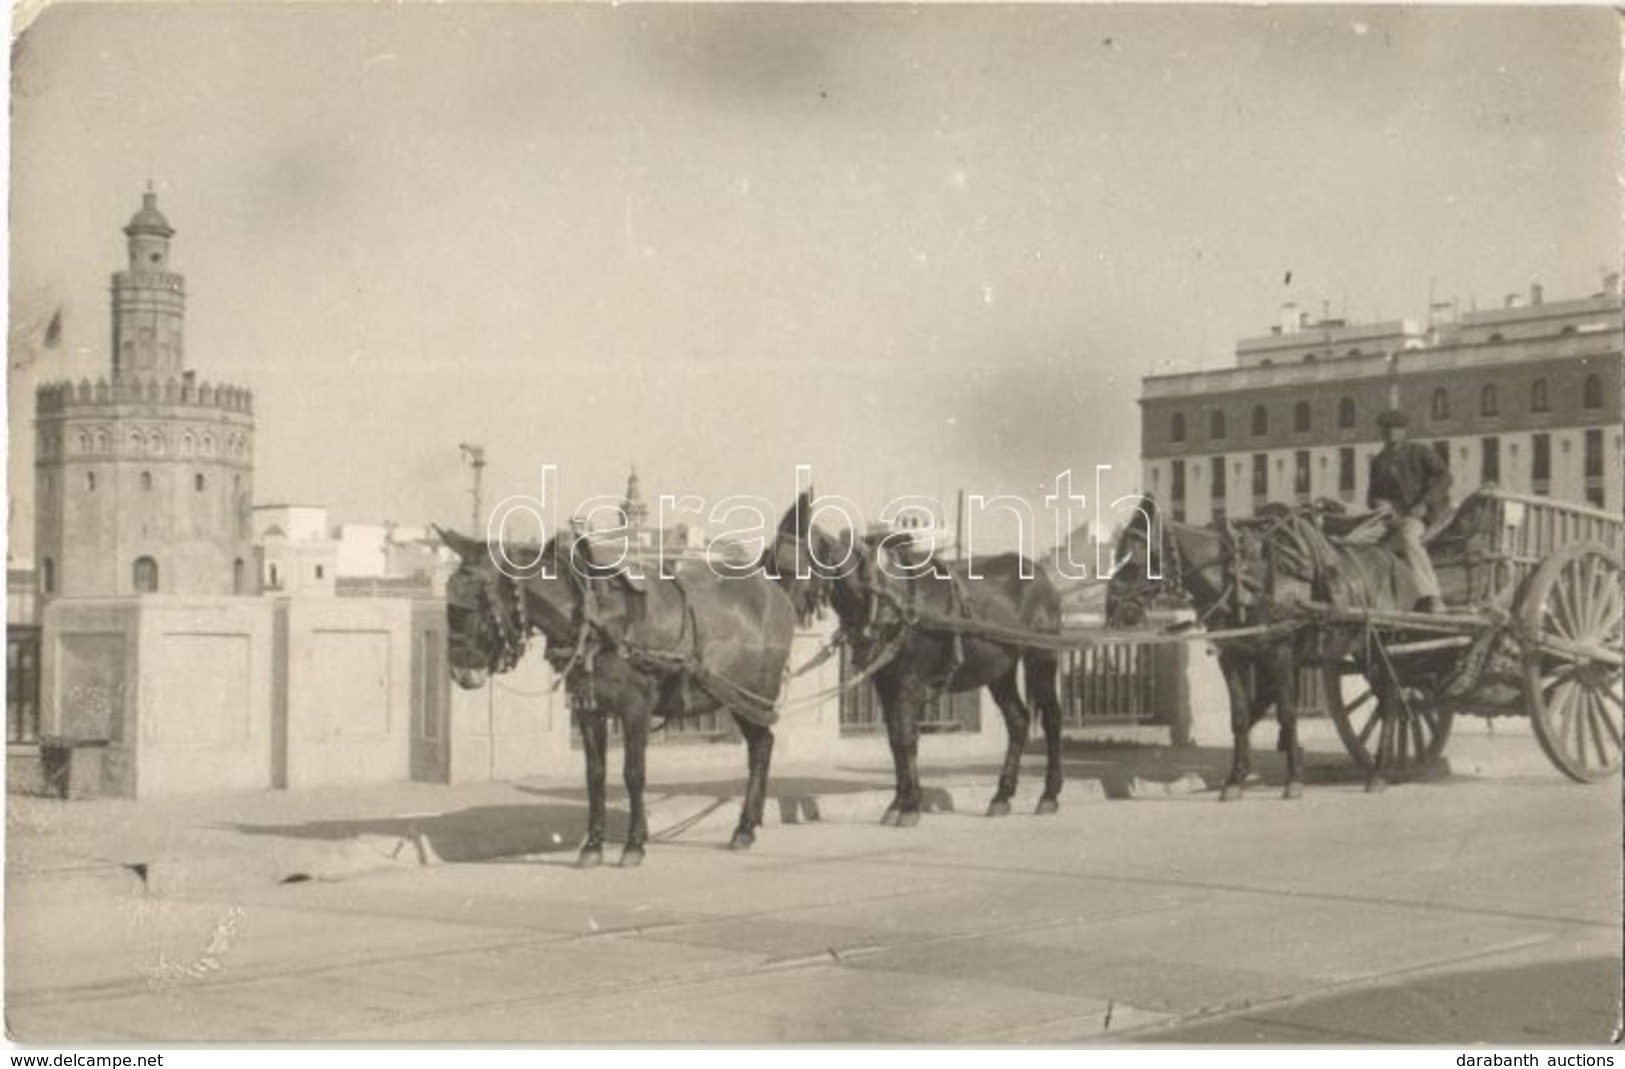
985, 799, 1012, 818
1219, 784, 1244, 802
1282, 782, 1304, 800
577, 847, 604, 869
1365, 777, 1388, 794
619, 846, 645, 868
1035, 797, 1060, 816
895, 809, 921, 828
728, 830, 755, 851
880, 807, 902, 827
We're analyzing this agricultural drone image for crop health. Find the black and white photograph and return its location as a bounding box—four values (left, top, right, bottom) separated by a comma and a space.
4, 1, 1621, 1051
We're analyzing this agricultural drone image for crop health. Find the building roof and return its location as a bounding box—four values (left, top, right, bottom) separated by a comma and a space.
124, 191, 174, 238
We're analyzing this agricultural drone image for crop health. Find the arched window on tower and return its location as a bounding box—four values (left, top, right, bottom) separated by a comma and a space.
1251, 405, 1269, 437
1294, 400, 1312, 433
140, 471, 153, 492
1481, 384, 1500, 417
1530, 378, 1549, 414
1209, 410, 1227, 441
85, 472, 96, 492
194, 473, 206, 492
1431, 388, 1450, 421
1583, 374, 1603, 410
1170, 412, 1186, 444
133, 556, 159, 594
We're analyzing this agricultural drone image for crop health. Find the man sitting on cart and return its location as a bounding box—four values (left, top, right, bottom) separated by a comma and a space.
1365, 408, 1452, 613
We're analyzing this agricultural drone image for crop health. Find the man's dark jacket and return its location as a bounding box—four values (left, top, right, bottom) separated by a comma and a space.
1368, 441, 1452, 520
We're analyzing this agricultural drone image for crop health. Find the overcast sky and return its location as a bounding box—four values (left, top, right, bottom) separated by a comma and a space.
7, 3, 1620, 555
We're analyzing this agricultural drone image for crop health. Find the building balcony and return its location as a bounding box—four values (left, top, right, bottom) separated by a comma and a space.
1395, 329, 1619, 375
1143, 353, 1392, 399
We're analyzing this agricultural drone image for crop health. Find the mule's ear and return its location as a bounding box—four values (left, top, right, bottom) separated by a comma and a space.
436, 526, 482, 560
795, 489, 815, 535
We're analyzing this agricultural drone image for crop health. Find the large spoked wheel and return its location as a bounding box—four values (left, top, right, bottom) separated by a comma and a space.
1322, 657, 1454, 781
1520, 542, 1624, 782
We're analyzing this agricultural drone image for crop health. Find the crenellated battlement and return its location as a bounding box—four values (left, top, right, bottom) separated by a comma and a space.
36, 375, 255, 415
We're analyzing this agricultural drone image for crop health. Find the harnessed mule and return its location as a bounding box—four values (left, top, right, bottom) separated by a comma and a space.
1107, 494, 1473, 797
767, 492, 1066, 825
441, 528, 796, 866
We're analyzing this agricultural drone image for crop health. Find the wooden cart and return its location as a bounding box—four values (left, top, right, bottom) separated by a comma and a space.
1315, 490, 1623, 782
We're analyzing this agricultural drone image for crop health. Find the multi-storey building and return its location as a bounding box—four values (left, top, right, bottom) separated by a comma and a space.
1140, 281, 1623, 525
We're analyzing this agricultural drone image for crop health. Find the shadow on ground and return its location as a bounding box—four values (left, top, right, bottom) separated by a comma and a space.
222, 741, 1433, 865
228, 803, 604, 862
1137, 955, 1623, 1044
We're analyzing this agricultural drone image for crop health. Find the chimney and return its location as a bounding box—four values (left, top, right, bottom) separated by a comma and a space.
1529, 282, 1543, 307
1281, 302, 1299, 335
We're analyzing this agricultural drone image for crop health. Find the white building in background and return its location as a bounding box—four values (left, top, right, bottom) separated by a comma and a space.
253, 503, 336, 595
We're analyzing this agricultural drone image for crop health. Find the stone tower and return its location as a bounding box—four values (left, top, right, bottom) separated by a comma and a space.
34, 191, 258, 597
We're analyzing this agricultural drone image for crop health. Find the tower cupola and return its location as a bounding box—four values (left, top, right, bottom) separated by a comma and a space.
110, 187, 186, 378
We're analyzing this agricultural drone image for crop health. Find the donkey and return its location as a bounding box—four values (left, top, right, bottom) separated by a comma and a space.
767, 492, 1066, 825
441, 528, 796, 866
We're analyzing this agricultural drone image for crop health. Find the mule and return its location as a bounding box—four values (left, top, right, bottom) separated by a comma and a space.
1105, 494, 1446, 798
767, 492, 1066, 825
441, 528, 796, 866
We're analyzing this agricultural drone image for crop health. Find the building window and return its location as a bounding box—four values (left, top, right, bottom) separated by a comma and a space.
1303, 353, 1318, 363
1584, 429, 1605, 508
1211, 455, 1227, 503
85, 472, 96, 492
41, 558, 54, 595
133, 556, 159, 594
1209, 410, 1227, 441
140, 471, 153, 491
1337, 397, 1356, 429
1294, 401, 1311, 434
194, 473, 206, 492
1170, 459, 1185, 523
1481, 437, 1500, 485
1583, 373, 1603, 410
315, 565, 326, 580
1251, 405, 1269, 437
1430, 388, 1450, 421
1480, 384, 1499, 417
1530, 378, 1549, 414
1338, 447, 1356, 500
269, 563, 281, 589
233, 558, 246, 595
1294, 450, 1311, 500
1170, 412, 1186, 444
1251, 453, 1269, 505
1532, 433, 1551, 496
1347, 348, 1362, 357
1488, 333, 1505, 343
